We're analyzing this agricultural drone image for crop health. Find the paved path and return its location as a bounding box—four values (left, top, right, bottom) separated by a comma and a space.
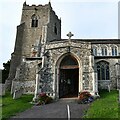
10, 99, 90, 119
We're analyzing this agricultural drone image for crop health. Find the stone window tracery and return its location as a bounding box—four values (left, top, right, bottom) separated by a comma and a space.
96, 61, 110, 80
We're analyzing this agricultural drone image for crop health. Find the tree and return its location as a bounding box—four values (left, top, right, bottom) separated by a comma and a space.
2, 60, 11, 83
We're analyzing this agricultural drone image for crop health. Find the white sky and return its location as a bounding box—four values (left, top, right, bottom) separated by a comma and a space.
0, 0, 119, 69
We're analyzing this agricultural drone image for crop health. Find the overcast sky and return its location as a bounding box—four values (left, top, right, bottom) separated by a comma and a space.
0, 0, 119, 69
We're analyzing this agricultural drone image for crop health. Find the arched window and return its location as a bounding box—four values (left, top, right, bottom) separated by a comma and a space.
112, 47, 117, 56
101, 47, 107, 56
31, 14, 38, 27
96, 61, 110, 80
93, 47, 97, 56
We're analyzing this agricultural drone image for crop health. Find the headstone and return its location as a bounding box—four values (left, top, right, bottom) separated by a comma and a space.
0, 84, 5, 96
119, 89, 120, 102
13, 88, 23, 99
108, 84, 111, 92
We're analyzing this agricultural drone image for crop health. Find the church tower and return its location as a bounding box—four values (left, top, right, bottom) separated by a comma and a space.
5, 2, 61, 91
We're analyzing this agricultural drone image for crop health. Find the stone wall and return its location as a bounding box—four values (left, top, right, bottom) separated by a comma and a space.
21, 4, 49, 57
11, 80, 35, 94
46, 8, 61, 42
11, 59, 41, 94
92, 43, 120, 56
95, 58, 119, 90
92, 43, 120, 90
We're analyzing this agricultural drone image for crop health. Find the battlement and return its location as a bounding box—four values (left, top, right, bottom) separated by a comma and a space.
23, 1, 52, 10
22, 1, 60, 20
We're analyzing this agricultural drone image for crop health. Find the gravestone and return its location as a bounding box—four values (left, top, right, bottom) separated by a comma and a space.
119, 89, 120, 103
13, 88, 23, 99
0, 84, 5, 96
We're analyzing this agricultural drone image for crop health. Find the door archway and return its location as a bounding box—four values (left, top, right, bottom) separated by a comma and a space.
59, 54, 79, 98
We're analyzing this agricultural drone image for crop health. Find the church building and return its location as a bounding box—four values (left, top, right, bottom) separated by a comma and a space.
5, 2, 120, 99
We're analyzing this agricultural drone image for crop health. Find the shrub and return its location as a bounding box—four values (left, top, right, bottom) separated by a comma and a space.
78, 91, 94, 104
44, 96, 53, 104
37, 93, 53, 105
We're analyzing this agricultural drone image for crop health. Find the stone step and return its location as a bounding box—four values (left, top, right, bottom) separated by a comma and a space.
58, 97, 78, 103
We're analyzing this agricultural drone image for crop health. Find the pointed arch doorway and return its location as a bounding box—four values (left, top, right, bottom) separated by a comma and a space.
59, 54, 79, 98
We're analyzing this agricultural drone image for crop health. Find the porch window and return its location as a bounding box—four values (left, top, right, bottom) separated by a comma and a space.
96, 61, 110, 80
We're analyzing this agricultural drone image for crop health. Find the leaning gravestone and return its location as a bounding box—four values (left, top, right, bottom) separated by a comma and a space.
13, 88, 23, 99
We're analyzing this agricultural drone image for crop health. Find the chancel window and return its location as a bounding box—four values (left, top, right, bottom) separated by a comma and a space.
112, 47, 117, 56
31, 14, 38, 27
96, 61, 110, 80
101, 47, 107, 56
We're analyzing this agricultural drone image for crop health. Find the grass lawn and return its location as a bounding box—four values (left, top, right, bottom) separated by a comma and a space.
85, 90, 119, 118
1, 93, 33, 120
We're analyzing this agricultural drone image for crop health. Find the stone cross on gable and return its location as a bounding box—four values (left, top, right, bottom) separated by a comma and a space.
67, 32, 74, 40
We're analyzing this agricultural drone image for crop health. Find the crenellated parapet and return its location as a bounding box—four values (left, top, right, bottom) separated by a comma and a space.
23, 1, 52, 10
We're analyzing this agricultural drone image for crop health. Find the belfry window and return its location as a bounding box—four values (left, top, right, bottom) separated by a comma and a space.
31, 14, 38, 27
54, 23, 57, 35
112, 47, 117, 56
96, 61, 110, 80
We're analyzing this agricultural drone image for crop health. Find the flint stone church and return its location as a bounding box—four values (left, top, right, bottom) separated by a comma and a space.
5, 2, 120, 99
